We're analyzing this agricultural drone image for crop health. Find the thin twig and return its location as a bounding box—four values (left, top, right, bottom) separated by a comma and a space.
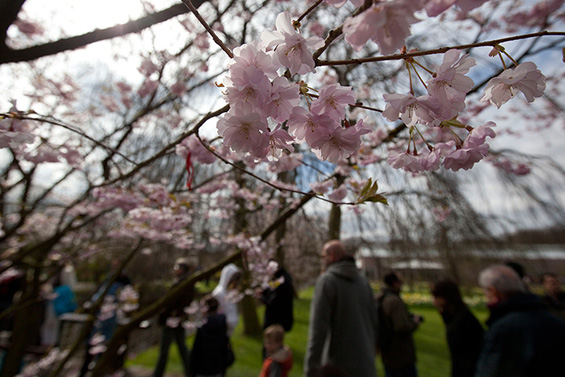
181, 0, 234, 58
2, 113, 138, 165
316, 31, 565, 66
296, 0, 323, 24
194, 133, 359, 206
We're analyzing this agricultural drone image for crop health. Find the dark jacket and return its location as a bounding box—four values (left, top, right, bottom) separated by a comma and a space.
441, 305, 483, 377
158, 273, 194, 326
542, 291, 565, 320
304, 258, 378, 377
190, 313, 229, 375
475, 293, 565, 377
378, 287, 418, 370
261, 267, 294, 331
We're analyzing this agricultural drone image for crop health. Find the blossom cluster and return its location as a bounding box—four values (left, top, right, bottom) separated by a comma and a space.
339, 0, 489, 54
217, 12, 370, 164
382, 47, 546, 172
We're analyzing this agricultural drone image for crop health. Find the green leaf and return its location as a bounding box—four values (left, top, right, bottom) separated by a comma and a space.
355, 179, 387, 205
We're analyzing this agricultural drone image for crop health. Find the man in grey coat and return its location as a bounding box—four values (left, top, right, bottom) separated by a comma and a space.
304, 240, 378, 377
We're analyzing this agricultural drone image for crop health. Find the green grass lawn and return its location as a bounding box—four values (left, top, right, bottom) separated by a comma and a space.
127, 289, 488, 377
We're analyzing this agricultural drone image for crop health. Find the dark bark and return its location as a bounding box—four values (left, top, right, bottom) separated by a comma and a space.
0, 0, 26, 51
0, 1, 206, 65
0, 266, 43, 377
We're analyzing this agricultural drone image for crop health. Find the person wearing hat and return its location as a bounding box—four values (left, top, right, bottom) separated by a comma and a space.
153, 258, 195, 377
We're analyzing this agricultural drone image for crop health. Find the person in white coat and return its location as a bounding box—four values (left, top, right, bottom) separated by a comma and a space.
212, 263, 242, 336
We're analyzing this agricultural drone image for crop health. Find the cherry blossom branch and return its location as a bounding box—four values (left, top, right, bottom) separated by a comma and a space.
100, 104, 230, 187
0, 2, 206, 65
90, 190, 315, 376
296, 0, 323, 24
2, 113, 138, 165
181, 0, 233, 58
312, 0, 373, 61
316, 31, 565, 66
195, 132, 362, 206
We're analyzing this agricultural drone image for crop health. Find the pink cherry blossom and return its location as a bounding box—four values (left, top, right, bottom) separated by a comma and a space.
311, 118, 371, 163
436, 122, 496, 171
268, 153, 303, 173
432, 206, 451, 222
504, 0, 563, 28
216, 111, 270, 158
440, 141, 490, 171
176, 135, 216, 165
324, 0, 348, 7
171, 81, 187, 96
229, 42, 278, 80
311, 84, 356, 121
287, 106, 337, 146
265, 125, 294, 161
92, 187, 144, 212
388, 149, 441, 172
138, 79, 159, 98
264, 77, 300, 123
328, 185, 348, 202
481, 62, 546, 108
487, 156, 531, 176
425, 0, 488, 17
383, 93, 442, 127
343, 1, 419, 55
224, 67, 272, 113
310, 179, 335, 194
14, 19, 44, 36
261, 12, 324, 75
23, 147, 60, 164
464, 121, 496, 148
0, 129, 35, 148
427, 50, 476, 112
138, 58, 159, 77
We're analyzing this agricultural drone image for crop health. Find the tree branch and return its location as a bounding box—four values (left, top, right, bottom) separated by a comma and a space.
316, 31, 565, 66
0, 1, 206, 65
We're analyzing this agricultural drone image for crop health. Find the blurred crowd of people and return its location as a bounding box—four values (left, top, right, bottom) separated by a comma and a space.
304, 241, 565, 377
2, 243, 565, 377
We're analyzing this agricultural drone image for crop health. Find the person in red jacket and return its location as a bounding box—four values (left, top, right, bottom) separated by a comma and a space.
259, 324, 293, 377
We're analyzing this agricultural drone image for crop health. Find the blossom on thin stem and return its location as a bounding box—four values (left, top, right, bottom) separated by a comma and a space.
311, 118, 371, 163
426, 49, 476, 113
287, 106, 337, 146
261, 12, 324, 75
311, 84, 356, 121
343, 1, 419, 54
382, 93, 442, 127
481, 62, 546, 108
436, 121, 496, 171
216, 111, 270, 158
388, 148, 441, 172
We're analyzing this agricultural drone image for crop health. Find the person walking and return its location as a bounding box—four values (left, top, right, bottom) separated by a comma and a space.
190, 295, 230, 377
431, 279, 483, 377
475, 264, 565, 377
259, 260, 295, 333
304, 240, 378, 377
377, 271, 421, 377
153, 258, 195, 377
541, 272, 565, 320
212, 263, 242, 337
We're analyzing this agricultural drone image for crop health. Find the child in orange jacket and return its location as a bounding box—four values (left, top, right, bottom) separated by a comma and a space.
259, 324, 293, 377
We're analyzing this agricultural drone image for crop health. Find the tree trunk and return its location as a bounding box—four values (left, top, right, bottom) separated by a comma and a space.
328, 175, 344, 241
0, 267, 43, 377
328, 204, 341, 241
233, 166, 262, 336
